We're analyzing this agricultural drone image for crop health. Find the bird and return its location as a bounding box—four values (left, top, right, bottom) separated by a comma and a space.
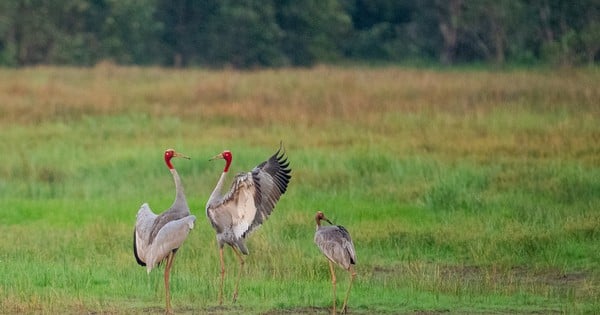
206, 144, 291, 304
314, 211, 357, 315
133, 149, 196, 314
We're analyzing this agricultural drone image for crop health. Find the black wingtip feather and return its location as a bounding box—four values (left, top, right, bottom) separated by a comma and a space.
133, 229, 146, 267
243, 143, 292, 238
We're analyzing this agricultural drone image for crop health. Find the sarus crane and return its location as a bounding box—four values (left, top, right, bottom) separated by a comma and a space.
206, 144, 291, 304
133, 149, 196, 314
314, 211, 357, 315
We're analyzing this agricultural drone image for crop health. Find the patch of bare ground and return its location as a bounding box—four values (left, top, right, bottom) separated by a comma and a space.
438, 265, 591, 291
129, 305, 246, 315
260, 306, 328, 314
371, 263, 595, 314
373, 263, 591, 291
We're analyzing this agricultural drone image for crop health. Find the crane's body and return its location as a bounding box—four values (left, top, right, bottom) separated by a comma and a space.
134, 202, 195, 273
133, 149, 196, 314
314, 211, 356, 315
206, 144, 291, 304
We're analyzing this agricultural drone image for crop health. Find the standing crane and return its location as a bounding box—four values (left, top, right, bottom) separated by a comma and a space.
133, 149, 196, 314
206, 144, 291, 304
314, 211, 357, 315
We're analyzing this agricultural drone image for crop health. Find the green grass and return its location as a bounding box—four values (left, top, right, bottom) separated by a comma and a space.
0, 66, 599, 313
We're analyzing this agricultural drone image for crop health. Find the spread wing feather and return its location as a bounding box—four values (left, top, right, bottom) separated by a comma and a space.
247, 147, 291, 236
206, 147, 291, 246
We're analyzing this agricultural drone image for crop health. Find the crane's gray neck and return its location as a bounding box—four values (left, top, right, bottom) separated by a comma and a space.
170, 168, 189, 214
316, 221, 324, 231
208, 171, 228, 206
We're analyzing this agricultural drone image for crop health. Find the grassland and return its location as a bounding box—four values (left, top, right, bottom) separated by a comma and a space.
0, 65, 598, 314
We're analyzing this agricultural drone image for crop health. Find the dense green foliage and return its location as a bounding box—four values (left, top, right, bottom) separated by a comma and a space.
0, 67, 598, 313
0, 0, 598, 68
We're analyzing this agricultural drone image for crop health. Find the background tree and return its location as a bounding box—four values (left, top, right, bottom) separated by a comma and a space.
99, 0, 162, 65
155, 0, 219, 67
203, 0, 285, 68
0, 0, 597, 67
276, 0, 351, 66
435, 0, 462, 65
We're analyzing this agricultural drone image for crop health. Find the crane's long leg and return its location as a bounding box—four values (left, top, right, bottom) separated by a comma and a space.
231, 246, 245, 303
341, 265, 356, 314
218, 246, 225, 305
329, 260, 337, 315
164, 251, 177, 315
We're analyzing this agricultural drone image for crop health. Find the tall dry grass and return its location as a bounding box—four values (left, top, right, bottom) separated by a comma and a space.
3, 66, 598, 168
2, 66, 597, 121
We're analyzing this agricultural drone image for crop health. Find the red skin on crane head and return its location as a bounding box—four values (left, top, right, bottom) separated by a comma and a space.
221, 150, 232, 162
210, 150, 233, 172
164, 149, 190, 169
165, 148, 176, 160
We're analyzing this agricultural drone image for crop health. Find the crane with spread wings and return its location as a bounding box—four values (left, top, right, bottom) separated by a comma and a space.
206, 144, 291, 304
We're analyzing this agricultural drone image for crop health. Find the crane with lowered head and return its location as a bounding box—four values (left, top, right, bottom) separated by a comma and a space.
314, 210, 357, 315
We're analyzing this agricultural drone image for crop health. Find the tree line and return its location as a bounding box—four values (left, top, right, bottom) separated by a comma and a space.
0, 0, 598, 68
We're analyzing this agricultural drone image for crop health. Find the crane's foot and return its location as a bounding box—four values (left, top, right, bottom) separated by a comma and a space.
232, 291, 238, 303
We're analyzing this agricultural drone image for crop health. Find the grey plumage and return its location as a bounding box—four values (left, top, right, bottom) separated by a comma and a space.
314, 224, 356, 270
134, 203, 195, 272
314, 211, 357, 315
206, 144, 291, 304
133, 149, 196, 314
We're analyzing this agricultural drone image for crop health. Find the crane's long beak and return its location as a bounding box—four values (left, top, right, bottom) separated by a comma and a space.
209, 153, 222, 161
323, 217, 333, 225
174, 152, 191, 159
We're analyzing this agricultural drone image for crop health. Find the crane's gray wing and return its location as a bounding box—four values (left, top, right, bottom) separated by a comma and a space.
148, 208, 190, 245
315, 225, 356, 270
337, 225, 357, 264
206, 147, 291, 244
144, 215, 196, 273
247, 147, 291, 235
134, 203, 158, 266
